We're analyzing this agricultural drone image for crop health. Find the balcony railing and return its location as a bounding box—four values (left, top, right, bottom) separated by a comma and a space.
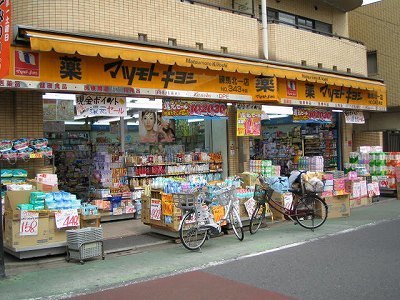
180, 0, 256, 18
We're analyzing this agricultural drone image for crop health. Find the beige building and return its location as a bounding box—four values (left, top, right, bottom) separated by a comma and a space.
1, 0, 386, 176
349, 0, 400, 149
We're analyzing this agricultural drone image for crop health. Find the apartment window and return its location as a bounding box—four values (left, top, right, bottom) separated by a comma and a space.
196, 42, 204, 50
315, 21, 332, 34
333, 65, 338, 71
263, 8, 333, 34
367, 51, 378, 75
221, 46, 228, 54
278, 12, 296, 25
318, 63, 323, 69
347, 68, 352, 73
168, 38, 177, 46
301, 60, 307, 66
138, 33, 148, 42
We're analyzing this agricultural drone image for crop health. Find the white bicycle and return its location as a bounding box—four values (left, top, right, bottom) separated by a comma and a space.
173, 186, 244, 251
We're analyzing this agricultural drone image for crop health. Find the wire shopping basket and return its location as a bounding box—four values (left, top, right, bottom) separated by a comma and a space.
172, 191, 199, 210
211, 186, 237, 206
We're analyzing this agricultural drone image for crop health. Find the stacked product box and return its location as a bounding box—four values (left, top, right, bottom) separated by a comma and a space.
333, 178, 346, 196
249, 160, 273, 177
321, 173, 334, 197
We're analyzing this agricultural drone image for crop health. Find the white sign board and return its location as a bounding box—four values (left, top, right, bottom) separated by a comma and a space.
150, 199, 161, 221
20, 211, 39, 236
55, 209, 80, 229
76, 95, 127, 117
344, 111, 365, 124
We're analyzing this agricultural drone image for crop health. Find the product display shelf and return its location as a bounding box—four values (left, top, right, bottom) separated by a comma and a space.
126, 170, 223, 179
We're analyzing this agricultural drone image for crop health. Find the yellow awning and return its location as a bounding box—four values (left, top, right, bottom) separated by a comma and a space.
22, 29, 385, 92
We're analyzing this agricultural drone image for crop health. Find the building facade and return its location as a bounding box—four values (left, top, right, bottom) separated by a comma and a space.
0, 0, 386, 176
349, 0, 400, 150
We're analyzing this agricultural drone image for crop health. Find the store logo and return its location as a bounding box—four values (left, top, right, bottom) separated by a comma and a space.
14, 50, 40, 77
286, 80, 297, 97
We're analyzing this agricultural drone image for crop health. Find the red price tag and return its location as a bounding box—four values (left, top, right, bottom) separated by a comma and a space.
55, 209, 80, 229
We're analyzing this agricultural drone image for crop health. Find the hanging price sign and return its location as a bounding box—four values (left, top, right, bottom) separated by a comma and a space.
150, 199, 162, 220
20, 211, 39, 236
55, 209, 80, 229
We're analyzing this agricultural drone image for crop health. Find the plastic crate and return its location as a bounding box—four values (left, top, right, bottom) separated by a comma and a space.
66, 227, 103, 250
67, 241, 104, 264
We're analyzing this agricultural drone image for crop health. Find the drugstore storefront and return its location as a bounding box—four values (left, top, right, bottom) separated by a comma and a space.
3, 27, 387, 178
0, 27, 388, 259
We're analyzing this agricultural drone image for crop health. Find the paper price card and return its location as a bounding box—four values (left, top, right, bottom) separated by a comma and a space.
125, 206, 136, 214
20, 211, 39, 236
150, 199, 162, 220
211, 205, 225, 224
244, 197, 256, 218
55, 209, 80, 229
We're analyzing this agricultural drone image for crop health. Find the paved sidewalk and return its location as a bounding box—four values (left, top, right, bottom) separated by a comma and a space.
1, 198, 400, 299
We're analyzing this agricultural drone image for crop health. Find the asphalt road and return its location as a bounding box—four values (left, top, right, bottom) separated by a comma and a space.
204, 218, 400, 300
72, 218, 400, 300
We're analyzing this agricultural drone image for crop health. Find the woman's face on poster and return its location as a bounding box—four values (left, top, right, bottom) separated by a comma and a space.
143, 112, 156, 131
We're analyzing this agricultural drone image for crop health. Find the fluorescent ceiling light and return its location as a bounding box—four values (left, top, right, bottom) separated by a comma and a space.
43, 93, 76, 101
188, 118, 204, 123
126, 97, 162, 109
267, 114, 289, 119
127, 121, 139, 126
262, 105, 293, 115
332, 110, 344, 113
64, 121, 85, 125
227, 103, 233, 106
93, 116, 133, 125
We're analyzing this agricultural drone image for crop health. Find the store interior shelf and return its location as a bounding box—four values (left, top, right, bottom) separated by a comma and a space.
125, 170, 223, 178
125, 161, 220, 167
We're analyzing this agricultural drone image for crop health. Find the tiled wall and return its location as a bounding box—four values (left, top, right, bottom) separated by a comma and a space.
349, 1, 400, 107
0, 91, 47, 177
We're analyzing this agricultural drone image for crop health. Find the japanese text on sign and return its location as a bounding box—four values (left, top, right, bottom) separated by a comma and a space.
236, 104, 262, 136
162, 99, 227, 117
55, 209, 80, 229
344, 111, 365, 124
293, 108, 332, 124
20, 211, 39, 236
76, 95, 127, 117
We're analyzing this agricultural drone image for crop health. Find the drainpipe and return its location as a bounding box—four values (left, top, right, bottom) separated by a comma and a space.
261, 0, 269, 60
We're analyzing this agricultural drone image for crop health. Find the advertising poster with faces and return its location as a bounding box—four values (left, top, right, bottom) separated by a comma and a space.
139, 111, 176, 143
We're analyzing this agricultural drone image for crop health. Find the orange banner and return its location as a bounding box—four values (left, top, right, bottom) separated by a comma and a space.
0, 0, 11, 79
278, 79, 386, 111
3, 47, 278, 103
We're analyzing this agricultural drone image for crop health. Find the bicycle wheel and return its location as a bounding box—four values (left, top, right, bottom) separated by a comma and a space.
294, 196, 328, 230
249, 204, 266, 234
179, 211, 208, 251
229, 206, 244, 241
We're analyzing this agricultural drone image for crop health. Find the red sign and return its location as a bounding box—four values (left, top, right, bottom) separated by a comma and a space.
14, 50, 40, 77
293, 108, 332, 124
162, 99, 227, 117
0, 0, 11, 79
286, 80, 297, 97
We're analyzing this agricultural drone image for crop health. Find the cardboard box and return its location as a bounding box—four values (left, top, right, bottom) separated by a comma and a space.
239, 172, 260, 188
323, 194, 350, 219
360, 196, 370, 206
4, 213, 50, 248
5, 190, 31, 212
27, 179, 59, 192
48, 215, 79, 243
349, 198, 361, 208
269, 191, 290, 221
164, 216, 180, 231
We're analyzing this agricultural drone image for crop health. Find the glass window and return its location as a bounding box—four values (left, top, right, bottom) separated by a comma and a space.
367, 51, 378, 75
298, 17, 313, 29
278, 12, 296, 25
315, 21, 332, 34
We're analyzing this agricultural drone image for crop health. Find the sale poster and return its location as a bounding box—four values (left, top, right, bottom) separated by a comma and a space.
20, 211, 39, 236
150, 199, 162, 220
236, 104, 262, 136
55, 209, 80, 229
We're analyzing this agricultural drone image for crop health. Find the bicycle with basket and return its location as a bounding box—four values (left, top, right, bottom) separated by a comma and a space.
249, 171, 328, 234
173, 185, 244, 251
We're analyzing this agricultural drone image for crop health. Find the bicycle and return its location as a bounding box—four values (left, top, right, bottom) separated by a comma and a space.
249, 174, 328, 234
173, 185, 244, 251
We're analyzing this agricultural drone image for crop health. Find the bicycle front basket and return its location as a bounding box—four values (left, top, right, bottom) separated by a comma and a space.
172, 192, 197, 209
253, 184, 268, 204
